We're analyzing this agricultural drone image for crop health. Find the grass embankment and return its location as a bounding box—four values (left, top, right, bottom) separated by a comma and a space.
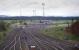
42, 26, 65, 40
42, 24, 79, 41
0, 21, 11, 44
0, 31, 7, 44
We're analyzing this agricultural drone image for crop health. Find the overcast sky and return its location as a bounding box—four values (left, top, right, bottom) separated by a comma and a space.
0, 0, 79, 16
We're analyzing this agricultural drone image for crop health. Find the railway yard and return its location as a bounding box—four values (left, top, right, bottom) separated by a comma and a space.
0, 24, 75, 50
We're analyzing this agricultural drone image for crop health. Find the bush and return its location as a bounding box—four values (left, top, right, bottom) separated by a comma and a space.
0, 21, 9, 32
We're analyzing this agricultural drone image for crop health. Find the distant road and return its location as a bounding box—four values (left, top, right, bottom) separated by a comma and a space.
0, 24, 74, 50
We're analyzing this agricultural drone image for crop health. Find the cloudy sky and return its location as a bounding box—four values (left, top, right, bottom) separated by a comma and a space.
0, 0, 79, 16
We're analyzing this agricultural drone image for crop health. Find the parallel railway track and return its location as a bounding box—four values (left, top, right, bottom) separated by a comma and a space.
0, 24, 74, 50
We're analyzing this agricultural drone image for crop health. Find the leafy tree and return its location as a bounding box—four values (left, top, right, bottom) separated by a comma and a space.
65, 20, 79, 41
69, 21, 79, 35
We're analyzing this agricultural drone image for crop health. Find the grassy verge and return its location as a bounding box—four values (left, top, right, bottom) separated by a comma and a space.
42, 24, 79, 41
42, 26, 65, 40
0, 32, 6, 44
0, 28, 11, 44
0, 21, 11, 44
